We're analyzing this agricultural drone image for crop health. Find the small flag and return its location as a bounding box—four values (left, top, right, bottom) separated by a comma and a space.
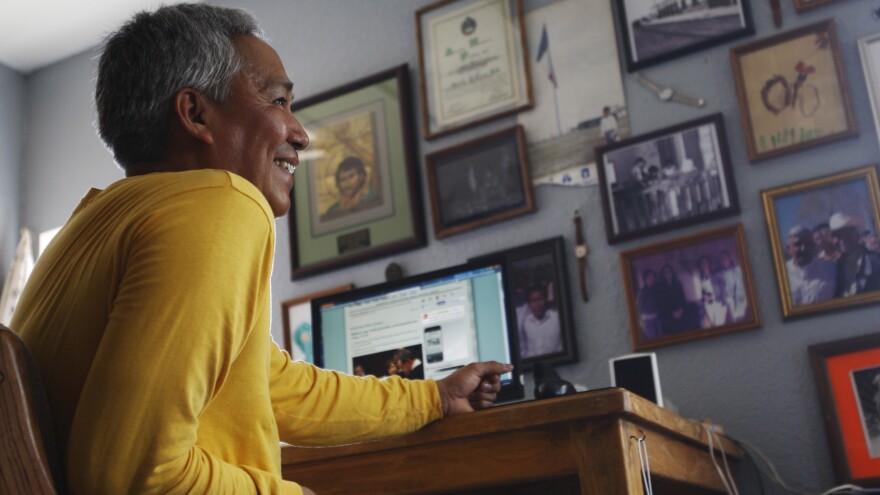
536, 24, 557, 88
536, 25, 549, 62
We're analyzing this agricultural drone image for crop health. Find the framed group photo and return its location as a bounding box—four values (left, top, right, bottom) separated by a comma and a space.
730, 19, 858, 162
596, 113, 740, 244
761, 165, 880, 319
287, 65, 426, 279
425, 125, 535, 239
614, 0, 753, 72
416, 0, 533, 139
281, 284, 354, 364
621, 224, 761, 351
809, 332, 880, 486
470, 237, 577, 368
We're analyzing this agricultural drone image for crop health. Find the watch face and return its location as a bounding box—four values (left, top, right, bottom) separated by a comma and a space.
659, 87, 674, 101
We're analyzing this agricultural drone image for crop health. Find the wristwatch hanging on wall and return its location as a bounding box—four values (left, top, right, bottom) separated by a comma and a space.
636, 73, 706, 108
573, 210, 589, 303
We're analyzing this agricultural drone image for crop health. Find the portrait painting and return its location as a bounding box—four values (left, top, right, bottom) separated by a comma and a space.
810, 332, 880, 486
597, 113, 739, 244
471, 237, 577, 368
621, 224, 760, 351
615, 0, 753, 71
288, 65, 426, 279
730, 19, 857, 162
306, 101, 394, 237
426, 125, 535, 239
762, 165, 880, 319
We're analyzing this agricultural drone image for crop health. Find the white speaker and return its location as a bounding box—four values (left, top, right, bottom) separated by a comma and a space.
609, 352, 663, 407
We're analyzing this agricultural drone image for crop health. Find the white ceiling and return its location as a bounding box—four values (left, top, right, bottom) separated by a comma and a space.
0, 0, 197, 74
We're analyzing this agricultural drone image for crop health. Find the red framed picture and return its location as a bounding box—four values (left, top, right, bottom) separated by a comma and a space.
810, 332, 880, 486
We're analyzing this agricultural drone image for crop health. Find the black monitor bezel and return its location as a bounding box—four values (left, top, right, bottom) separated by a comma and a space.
310, 260, 524, 402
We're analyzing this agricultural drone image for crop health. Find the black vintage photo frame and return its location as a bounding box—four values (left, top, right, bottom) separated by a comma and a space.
471, 236, 578, 368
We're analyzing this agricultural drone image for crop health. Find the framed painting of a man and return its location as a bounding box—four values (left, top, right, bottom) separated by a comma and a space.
761, 165, 880, 319
288, 65, 426, 279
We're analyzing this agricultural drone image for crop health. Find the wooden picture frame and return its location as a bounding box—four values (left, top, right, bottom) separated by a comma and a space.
470, 237, 577, 369
614, 0, 753, 72
281, 284, 354, 363
809, 332, 880, 486
596, 113, 740, 245
621, 223, 761, 351
794, 0, 845, 12
761, 165, 880, 319
287, 65, 426, 279
415, 0, 533, 140
425, 125, 535, 239
730, 19, 858, 163
859, 33, 880, 148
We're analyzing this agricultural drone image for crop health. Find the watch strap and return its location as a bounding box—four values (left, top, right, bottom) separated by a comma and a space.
573, 210, 589, 302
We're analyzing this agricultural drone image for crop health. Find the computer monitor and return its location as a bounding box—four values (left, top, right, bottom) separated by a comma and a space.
311, 261, 524, 401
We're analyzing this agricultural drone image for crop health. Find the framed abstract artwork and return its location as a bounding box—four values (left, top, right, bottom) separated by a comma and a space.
287, 65, 426, 279
620, 224, 761, 351
810, 332, 880, 486
730, 19, 858, 162
761, 165, 880, 319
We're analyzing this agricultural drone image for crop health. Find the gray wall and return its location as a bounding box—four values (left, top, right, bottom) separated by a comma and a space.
13, 0, 880, 492
0, 63, 25, 281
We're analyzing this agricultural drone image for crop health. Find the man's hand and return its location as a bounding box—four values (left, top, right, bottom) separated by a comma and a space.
435, 361, 514, 416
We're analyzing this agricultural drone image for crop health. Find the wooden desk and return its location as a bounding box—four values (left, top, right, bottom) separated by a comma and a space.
281, 388, 742, 494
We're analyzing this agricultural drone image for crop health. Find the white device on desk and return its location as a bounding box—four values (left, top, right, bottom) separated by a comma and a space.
609, 352, 664, 407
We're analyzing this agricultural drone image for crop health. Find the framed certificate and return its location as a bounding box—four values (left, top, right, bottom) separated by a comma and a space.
416, 0, 533, 140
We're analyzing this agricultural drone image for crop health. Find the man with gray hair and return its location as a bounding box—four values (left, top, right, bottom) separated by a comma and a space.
785, 224, 835, 306
11, 4, 511, 494
830, 212, 880, 297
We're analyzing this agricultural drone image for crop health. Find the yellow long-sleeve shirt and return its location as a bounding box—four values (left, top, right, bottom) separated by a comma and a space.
12, 170, 442, 494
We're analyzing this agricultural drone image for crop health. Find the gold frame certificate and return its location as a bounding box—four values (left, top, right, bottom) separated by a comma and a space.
417, 0, 532, 140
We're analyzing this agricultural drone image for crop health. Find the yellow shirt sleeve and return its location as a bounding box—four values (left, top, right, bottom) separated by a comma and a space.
269, 344, 444, 446
64, 181, 290, 493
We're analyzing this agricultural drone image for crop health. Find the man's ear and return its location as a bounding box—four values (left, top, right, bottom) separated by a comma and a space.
172, 88, 215, 145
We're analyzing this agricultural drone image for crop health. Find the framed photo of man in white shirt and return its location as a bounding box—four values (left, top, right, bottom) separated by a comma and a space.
471, 237, 578, 368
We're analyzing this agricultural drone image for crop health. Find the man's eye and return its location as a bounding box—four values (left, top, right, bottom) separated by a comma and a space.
273, 97, 289, 106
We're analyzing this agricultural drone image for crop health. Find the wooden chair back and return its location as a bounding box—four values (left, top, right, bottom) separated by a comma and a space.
0, 324, 66, 494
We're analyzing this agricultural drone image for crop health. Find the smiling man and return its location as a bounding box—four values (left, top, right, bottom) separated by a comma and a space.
11, 4, 511, 494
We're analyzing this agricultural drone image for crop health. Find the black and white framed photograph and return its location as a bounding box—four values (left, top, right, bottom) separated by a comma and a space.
614, 0, 754, 72
470, 237, 577, 368
426, 125, 535, 239
596, 113, 739, 245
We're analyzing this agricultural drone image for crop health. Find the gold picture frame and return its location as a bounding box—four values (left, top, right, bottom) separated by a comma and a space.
761, 165, 880, 319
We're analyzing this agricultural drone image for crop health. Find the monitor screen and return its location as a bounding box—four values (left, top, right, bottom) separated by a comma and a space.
311, 261, 524, 401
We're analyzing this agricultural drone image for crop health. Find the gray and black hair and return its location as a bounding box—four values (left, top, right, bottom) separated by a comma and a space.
95, 3, 263, 168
